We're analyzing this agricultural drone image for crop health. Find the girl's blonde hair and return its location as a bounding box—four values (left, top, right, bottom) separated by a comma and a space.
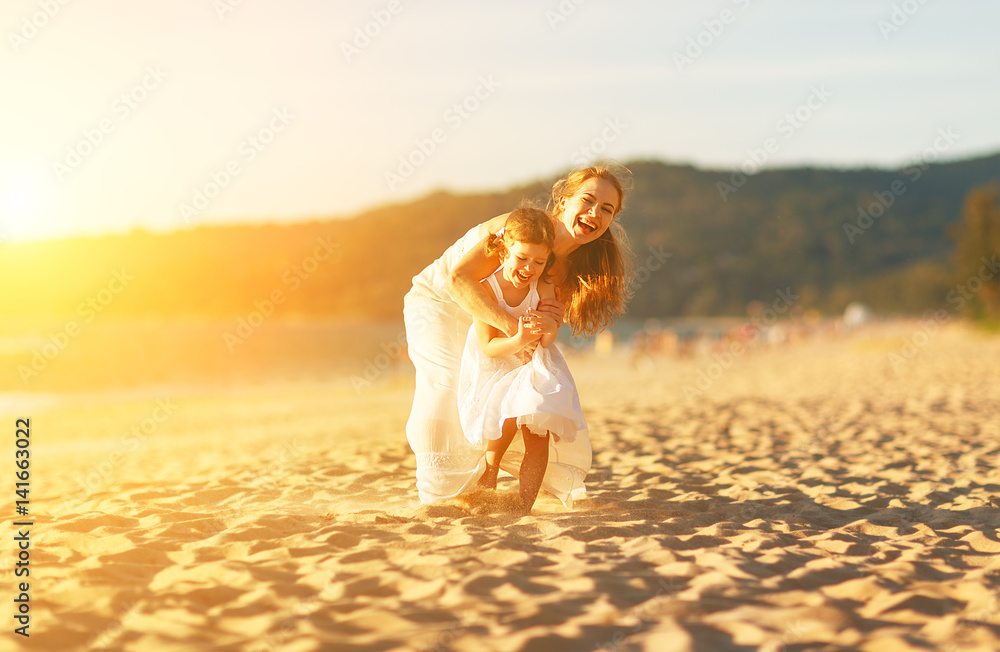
548, 163, 635, 338
484, 206, 556, 277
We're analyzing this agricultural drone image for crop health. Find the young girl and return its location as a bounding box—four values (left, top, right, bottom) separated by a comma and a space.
457, 207, 590, 511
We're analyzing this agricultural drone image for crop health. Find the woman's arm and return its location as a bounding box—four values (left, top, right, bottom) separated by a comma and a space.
447, 213, 518, 336
533, 282, 566, 326
528, 279, 560, 348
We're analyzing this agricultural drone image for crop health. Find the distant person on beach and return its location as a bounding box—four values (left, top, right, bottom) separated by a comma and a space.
403, 164, 634, 507
456, 207, 589, 510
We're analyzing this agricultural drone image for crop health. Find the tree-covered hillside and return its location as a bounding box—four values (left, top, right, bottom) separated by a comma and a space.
3, 153, 997, 319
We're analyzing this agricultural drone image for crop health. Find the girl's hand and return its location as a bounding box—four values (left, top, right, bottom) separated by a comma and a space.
514, 314, 539, 344
518, 340, 539, 364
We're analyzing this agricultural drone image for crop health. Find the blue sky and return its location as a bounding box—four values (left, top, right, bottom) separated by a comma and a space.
1, 0, 998, 240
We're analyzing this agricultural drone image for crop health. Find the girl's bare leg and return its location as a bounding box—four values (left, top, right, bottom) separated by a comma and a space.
518, 426, 550, 511
478, 418, 518, 489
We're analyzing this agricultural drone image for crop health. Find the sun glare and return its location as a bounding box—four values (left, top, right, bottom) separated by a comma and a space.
0, 159, 59, 241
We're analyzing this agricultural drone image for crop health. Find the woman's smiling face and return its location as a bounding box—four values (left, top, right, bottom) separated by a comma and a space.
558, 177, 620, 244
501, 240, 551, 289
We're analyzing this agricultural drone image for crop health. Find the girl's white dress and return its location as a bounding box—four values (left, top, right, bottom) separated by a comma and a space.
456, 272, 591, 506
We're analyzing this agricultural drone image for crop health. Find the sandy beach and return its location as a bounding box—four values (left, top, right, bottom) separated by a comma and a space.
3, 321, 1000, 651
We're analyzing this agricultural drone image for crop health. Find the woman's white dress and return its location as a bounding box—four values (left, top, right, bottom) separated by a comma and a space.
457, 273, 589, 506
403, 225, 591, 507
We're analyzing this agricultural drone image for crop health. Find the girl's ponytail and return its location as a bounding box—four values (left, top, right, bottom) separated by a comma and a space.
484, 231, 507, 259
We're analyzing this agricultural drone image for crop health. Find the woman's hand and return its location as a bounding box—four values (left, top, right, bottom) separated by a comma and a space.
522, 309, 560, 340
534, 293, 566, 326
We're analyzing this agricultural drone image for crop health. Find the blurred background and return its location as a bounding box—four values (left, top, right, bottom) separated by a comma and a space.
1, 0, 998, 394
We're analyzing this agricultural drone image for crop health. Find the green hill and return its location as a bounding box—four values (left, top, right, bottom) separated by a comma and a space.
3, 152, 998, 320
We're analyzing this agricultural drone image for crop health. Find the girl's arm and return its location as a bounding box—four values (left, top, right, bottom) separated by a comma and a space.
475, 315, 535, 358
448, 213, 518, 337
473, 278, 536, 357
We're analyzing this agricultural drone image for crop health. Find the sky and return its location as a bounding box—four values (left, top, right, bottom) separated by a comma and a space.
1, 0, 998, 241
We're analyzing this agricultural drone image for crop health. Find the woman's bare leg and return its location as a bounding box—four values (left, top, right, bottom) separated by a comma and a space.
478, 418, 518, 489
518, 426, 550, 510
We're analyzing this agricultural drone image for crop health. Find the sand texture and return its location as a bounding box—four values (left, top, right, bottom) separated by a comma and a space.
3, 322, 1000, 651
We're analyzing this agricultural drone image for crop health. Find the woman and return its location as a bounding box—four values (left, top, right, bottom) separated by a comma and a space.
403, 164, 633, 504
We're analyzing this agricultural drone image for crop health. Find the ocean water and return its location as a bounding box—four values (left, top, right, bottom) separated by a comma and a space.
0, 317, 409, 394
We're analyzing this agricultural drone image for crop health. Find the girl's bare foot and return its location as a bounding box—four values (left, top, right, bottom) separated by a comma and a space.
477, 464, 498, 489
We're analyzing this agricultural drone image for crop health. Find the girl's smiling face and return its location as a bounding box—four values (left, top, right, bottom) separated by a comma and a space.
558, 177, 621, 244
502, 240, 551, 289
